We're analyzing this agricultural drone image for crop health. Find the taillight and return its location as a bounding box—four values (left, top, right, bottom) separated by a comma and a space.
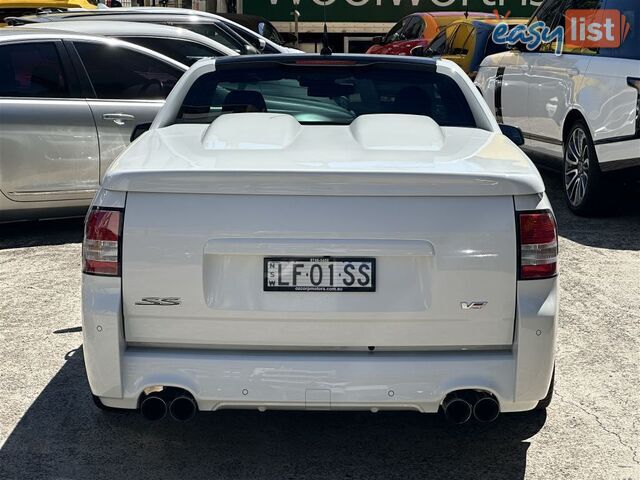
83, 208, 123, 276
518, 211, 558, 280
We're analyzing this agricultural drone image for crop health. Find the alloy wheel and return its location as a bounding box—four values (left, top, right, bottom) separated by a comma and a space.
564, 127, 591, 207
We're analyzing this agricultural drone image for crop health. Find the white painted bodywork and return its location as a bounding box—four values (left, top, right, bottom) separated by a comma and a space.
83, 57, 558, 414
103, 115, 543, 197
476, 51, 640, 171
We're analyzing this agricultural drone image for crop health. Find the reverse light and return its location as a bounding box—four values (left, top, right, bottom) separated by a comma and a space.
518, 211, 558, 280
83, 208, 123, 276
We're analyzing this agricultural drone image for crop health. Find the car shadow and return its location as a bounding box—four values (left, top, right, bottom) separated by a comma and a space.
539, 169, 640, 251
0, 218, 83, 250
0, 347, 544, 480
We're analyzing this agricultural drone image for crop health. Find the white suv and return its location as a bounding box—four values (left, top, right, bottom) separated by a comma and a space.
476, 0, 639, 215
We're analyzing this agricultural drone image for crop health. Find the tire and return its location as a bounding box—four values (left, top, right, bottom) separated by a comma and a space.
535, 369, 555, 411
563, 120, 605, 216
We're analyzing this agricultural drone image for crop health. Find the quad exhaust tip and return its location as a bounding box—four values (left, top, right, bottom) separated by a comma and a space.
169, 395, 197, 422
473, 393, 500, 423
442, 393, 473, 424
139, 388, 198, 422
140, 393, 168, 421
442, 390, 500, 424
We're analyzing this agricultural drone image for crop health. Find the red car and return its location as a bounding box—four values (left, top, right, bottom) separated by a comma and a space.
367, 11, 497, 56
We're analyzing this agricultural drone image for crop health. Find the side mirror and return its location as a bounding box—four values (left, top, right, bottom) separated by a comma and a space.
244, 44, 261, 55
257, 38, 267, 51
499, 124, 525, 146
130, 122, 152, 142
371, 36, 383, 45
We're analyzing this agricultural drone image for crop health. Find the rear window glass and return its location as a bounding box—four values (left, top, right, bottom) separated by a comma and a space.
600, 0, 640, 60
484, 37, 509, 57
176, 63, 476, 127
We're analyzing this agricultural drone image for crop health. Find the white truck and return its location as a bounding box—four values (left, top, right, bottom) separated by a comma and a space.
82, 54, 558, 424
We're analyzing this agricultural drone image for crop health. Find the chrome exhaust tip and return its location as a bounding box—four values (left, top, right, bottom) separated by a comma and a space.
169, 395, 197, 422
140, 394, 168, 421
442, 393, 473, 424
473, 393, 500, 423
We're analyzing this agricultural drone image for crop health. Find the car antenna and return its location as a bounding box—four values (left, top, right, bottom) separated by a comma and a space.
464, 5, 469, 19
320, 1, 332, 55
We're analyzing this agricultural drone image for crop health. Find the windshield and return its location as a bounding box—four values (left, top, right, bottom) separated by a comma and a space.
176, 63, 476, 127
225, 23, 280, 53
258, 21, 284, 45
166, 22, 245, 54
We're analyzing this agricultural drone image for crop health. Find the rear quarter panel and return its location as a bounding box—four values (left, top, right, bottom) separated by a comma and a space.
579, 57, 639, 142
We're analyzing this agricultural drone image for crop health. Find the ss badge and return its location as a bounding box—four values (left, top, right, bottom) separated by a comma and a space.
135, 297, 182, 306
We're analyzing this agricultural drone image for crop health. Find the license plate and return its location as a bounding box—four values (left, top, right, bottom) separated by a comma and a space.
263, 257, 376, 292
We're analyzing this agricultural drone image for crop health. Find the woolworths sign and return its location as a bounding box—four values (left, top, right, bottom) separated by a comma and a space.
244, 0, 541, 22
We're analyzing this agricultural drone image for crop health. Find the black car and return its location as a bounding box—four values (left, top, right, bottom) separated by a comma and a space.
217, 13, 297, 48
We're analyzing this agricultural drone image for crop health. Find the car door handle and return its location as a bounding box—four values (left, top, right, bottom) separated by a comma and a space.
102, 113, 135, 125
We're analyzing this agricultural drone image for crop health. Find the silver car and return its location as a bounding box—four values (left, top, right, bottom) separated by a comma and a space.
9, 8, 256, 55
24, 20, 238, 65
8, 7, 303, 54
0, 29, 188, 222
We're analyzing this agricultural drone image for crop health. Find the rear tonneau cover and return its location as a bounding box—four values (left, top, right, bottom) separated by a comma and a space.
122, 193, 518, 349
102, 115, 545, 197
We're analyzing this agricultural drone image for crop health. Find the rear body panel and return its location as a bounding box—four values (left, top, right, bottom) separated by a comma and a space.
122, 193, 517, 349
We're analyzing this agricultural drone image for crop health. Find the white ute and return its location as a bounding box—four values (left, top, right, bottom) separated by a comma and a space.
82, 55, 559, 424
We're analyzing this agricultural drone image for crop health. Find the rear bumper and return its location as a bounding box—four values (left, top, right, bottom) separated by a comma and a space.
82, 275, 558, 414
99, 348, 537, 413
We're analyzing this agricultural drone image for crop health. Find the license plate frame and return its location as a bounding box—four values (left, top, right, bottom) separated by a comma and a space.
263, 256, 376, 293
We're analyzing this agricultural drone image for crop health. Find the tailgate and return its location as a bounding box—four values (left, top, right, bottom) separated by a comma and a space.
122, 193, 517, 349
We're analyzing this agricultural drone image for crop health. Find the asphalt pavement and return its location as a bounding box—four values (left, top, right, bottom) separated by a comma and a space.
0, 170, 638, 480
